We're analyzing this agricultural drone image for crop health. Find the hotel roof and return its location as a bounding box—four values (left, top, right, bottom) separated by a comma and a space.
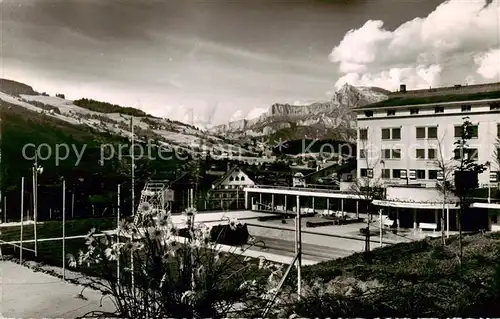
355, 82, 500, 110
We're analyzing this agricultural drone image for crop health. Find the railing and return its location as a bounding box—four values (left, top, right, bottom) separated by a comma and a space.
246, 185, 354, 195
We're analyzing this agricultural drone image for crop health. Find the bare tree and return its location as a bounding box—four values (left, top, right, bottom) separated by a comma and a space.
434, 131, 456, 245
349, 130, 385, 262
452, 117, 487, 265
494, 137, 500, 170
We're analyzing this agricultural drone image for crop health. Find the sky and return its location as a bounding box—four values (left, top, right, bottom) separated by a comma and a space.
1, 0, 499, 126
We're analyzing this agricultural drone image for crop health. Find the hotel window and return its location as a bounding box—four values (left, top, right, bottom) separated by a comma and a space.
382, 127, 401, 140
428, 126, 438, 139
490, 102, 500, 110
416, 127, 426, 139
410, 108, 419, 115
454, 148, 479, 160
364, 111, 374, 117
416, 170, 426, 180
392, 169, 401, 179
428, 170, 438, 180
392, 128, 401, 140
400, 169, 408, 179
360, 168, 368, 177
382, 128, 391, 140
416, 149, 425, 159
387, 110, 396, 116
382, 169, 391, 179
461, 104, 472, 112
467, 148, 479, 160
367, 169, 374, 178
392, 149, 401, 159
416, 126, 438, 139
359, 149, 367, 159
359, 129, 368, 140
454, 124, 478, 138
381, 149, 391, 159
428, 148, 436, 160
435, 106, 444, 113
409, 169, 416, 180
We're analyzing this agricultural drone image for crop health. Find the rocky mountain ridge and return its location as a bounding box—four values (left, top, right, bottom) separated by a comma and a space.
210, 84, 389, 142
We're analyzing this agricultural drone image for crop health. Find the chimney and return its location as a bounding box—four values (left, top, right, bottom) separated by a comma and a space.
400, 84, 406, 93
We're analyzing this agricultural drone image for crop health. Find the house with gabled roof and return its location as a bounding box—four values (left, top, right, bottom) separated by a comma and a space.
206, 163, 295, 210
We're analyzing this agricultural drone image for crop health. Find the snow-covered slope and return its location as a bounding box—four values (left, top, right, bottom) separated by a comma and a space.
0, 90, 254, 157
210, 84, 388, 142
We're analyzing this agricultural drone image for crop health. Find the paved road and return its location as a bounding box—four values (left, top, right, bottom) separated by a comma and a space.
248, 236, 354, 262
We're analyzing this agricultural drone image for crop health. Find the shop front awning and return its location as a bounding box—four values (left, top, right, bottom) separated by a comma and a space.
372, 200, 457, 210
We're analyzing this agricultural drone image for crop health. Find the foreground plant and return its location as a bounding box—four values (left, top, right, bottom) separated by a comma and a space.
67, 207, 288, 318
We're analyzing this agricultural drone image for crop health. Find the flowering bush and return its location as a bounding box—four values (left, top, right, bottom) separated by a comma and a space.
67, 207, 288, 318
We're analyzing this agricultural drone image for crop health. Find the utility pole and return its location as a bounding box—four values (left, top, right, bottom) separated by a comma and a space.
295, 195, 301, 299
71, 192, 75, 218
62, 180, 66, 280
379, 209, 383, 247
130, 116, 135, 291
117, 184, 121, 286
32, 154, 38, 257
20, 177, 24, 264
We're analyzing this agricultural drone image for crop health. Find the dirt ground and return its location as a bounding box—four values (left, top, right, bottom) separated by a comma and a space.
0, 260, 115, 318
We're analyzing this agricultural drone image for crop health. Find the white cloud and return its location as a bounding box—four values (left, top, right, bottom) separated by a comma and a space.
330, 0, 500, 90
475, 48, 500, 79
229, 110, 245, 122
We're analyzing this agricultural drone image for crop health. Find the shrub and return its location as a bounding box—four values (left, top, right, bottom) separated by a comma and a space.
67, 208, 286, 318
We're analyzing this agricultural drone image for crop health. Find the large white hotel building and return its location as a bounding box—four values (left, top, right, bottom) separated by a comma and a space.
354, 82, 500, 231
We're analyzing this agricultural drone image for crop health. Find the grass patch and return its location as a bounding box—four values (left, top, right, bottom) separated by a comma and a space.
286, 233, 500, 316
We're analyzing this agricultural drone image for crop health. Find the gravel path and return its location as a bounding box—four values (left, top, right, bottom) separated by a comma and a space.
0, 260, 115, 318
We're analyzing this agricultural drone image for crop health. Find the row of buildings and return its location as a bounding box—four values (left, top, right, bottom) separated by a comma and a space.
243, 82, 500, 233
169, 81, 500, 233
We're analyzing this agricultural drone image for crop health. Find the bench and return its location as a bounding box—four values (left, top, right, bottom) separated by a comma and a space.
419, 222, 438, 231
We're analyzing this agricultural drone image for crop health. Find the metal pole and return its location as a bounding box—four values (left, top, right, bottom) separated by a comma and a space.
4, 196, 6, 223
32, 166, 38, 257
296, 195, 301, 299
130, 116, 135, 291
488, 172, 491, 204
117, 184, 121, 286
62, 180, 66, 280
71, 192, 75, 218
446, 205, 450, 238
20, 177, 24, 264
379, 209, 383, 247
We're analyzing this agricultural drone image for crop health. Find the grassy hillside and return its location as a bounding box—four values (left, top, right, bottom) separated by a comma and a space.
0, 79, 38, 96
0, 99, 184, 219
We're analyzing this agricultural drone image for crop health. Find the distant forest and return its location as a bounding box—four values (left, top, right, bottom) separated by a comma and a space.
73, 98, 150, 117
